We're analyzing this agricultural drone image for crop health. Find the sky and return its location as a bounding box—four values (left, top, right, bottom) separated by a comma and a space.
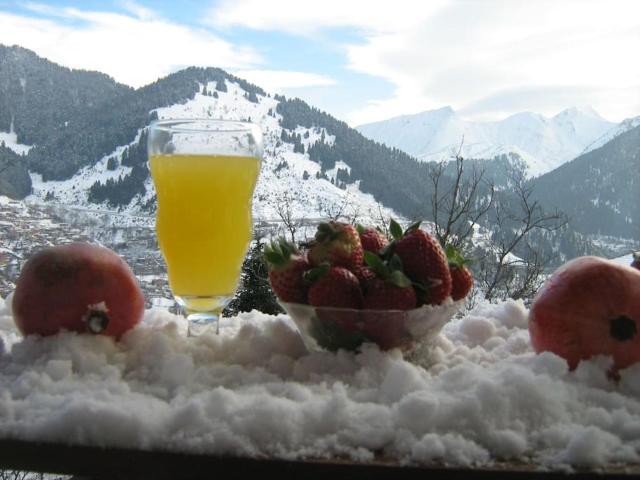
0, 0, 638, 126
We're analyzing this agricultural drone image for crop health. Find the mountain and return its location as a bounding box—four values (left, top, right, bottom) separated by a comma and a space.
356, 106, 616, 176
0, 44, 436, 224
2, 44, 637, 265
530, 124, 640, 239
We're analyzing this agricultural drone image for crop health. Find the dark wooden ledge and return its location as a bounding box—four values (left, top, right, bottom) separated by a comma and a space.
0, 438, 638, 479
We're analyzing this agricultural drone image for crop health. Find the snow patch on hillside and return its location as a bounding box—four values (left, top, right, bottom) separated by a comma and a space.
0, 130, 32, 155
28, 130, 146, 207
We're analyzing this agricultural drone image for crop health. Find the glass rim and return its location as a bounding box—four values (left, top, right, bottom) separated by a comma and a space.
149, 118, 259, 134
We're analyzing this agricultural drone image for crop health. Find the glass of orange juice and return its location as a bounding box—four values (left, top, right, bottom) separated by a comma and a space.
147, 119, 262, 336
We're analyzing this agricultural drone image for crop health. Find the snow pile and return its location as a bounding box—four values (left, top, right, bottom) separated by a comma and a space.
1, 296, 640, 470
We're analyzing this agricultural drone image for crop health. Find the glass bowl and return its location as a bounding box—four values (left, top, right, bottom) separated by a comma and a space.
279, 299, 461, 353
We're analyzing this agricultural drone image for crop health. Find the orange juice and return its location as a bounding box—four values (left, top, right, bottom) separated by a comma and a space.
149, 154, 260, 298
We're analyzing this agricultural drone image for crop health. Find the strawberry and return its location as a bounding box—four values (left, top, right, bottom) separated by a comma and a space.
363, 278, 416, 310
390, 220, 452, 305
307, 266, 363, 309
263, 239, 310, 303
352, 264, 377, 292
447, 245, 473, 301
308, 221, 363, 270
362, 252, 416, 310
632, 252, 640, 271
357, 225, 388, 254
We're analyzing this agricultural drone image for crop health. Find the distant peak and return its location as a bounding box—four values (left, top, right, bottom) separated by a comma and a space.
415, 105, 456, 119
436, 105, 455, 114
504, 111, 546, 122
555, 106, 604, 120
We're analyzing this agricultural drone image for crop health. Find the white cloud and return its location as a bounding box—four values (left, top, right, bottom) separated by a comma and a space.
0, 4, 262, 88
206, 0, 640, 124
346, 0, 640, 123
231, 69, 336, 92
118, 0, 159, 21
206, 0, 447, 35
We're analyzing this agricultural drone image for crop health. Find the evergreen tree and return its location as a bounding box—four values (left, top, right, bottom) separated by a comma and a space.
215, 78, 227, 92
224, 239, 282, 316
106, 156, 117, 170
247, 90, 258, 103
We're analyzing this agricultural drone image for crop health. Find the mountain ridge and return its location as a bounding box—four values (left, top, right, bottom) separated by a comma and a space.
356, 105, 618, 176
1, 44, 638, 249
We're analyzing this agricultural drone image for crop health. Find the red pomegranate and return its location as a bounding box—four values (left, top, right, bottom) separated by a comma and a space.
12, 243, 145, 338
529, 256, 640, 372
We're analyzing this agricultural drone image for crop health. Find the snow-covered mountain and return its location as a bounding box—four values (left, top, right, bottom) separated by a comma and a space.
25, 79, 399, 226
356, 106, 617, 176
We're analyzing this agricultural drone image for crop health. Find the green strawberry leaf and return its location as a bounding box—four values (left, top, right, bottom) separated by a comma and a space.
378, 241, 394, 261
446, 244, 471, 267
364, 251, 387, 276
356, 224, 365, 235
389, 254, 404, 272
389, 218, 404, 240
389, 270, 412, 288
264, 250, 282, 266
264, 241, 285, 267
304, 263, 330, 284
406, 220, 422, 233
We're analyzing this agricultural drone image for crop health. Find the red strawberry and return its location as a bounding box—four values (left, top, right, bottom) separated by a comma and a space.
264, 239, 310, 303
357, 225, 388, 254
632, 252, 640, 271
307, 266, 363, 309
352, 265, 376, 291
362, 251, 416, 310
308, 221, 363, 270
447, 245, 473, 301
390, 220, 452, 305
363, 278, 416, 310
450, 266, 473, 301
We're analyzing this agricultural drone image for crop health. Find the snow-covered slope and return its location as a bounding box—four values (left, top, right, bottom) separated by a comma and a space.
26, 80, 401, 226
582, 115, 640, 154
356, 106, 617, 177
0, 117, 33, 155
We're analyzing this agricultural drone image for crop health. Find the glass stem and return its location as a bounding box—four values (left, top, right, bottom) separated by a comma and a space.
185, 309, 222, 336
176, 295, 231, 336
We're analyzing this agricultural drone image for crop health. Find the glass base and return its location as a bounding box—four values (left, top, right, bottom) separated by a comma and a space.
175, 295, 232, 336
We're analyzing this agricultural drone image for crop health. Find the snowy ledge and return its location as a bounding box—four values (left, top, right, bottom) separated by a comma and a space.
1, 297, 640, 472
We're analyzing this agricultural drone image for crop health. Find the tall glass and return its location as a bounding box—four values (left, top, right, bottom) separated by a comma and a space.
147, 119, 262, 336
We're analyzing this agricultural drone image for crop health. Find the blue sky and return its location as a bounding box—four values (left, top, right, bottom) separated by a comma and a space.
1, 0, 639, 125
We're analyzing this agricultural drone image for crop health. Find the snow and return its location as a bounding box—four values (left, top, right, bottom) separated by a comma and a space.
356, 106, 616, 177
0, 130, 32, 155
2, 295, 640, 470
611, 253, 634, 267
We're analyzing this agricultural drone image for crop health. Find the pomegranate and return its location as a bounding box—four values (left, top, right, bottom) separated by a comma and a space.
12, 242, 145, 338
529, 256, 640, 372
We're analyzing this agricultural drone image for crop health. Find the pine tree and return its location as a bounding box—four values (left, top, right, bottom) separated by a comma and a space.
224, 239, 282, 316
106, 156, 117, 170
215, 78, 227, 92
